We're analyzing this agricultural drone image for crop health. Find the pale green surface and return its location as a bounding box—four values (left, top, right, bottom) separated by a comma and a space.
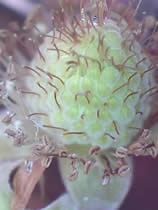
0, 135, 31, 161
42, 194, 78, 210
59, 157, 133, 210
0, 128, 31, 161
0, 188, 12, 210
25, 16, 153, 150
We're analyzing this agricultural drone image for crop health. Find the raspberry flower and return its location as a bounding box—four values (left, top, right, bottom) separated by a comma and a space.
0, 0, 158, 209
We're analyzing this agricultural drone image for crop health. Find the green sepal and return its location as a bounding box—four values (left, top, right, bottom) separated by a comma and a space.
42, 194, 78, 210
59, 156, 133, 210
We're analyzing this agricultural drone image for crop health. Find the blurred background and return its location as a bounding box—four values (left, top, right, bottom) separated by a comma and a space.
0, 0, 158, 209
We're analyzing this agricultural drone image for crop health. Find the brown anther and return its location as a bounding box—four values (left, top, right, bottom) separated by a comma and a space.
14, 129, 27, 146
117, 165, 130, 177
68, 153, 77, 159
70, 159, 78, 170
129, 142, 144, 156
147, 146, 157, 158
4, 129, 16, 137
68, 169, 79, 182
102, 169, 110, 186
139, 129, 152, 140
84, 160, 93, 174
2, 112, 16, 124
115, 146, 128, 158
59, 150, 68, 158
34, 135, 55, 156
88, 146, 100, 156
33, 145, 43, 157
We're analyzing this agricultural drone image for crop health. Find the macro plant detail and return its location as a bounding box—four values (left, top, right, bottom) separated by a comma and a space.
25, 6, 153, 150
0, 0, 158, 209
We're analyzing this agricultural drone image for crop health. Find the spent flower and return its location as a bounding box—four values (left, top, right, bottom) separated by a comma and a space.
0, 0, 158, 209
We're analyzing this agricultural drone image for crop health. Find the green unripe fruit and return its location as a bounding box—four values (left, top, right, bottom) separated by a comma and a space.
25, 14, 154, 150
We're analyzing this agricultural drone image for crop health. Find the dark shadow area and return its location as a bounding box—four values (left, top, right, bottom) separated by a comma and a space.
27, 159, 66, 209
121, 156, 158, 210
